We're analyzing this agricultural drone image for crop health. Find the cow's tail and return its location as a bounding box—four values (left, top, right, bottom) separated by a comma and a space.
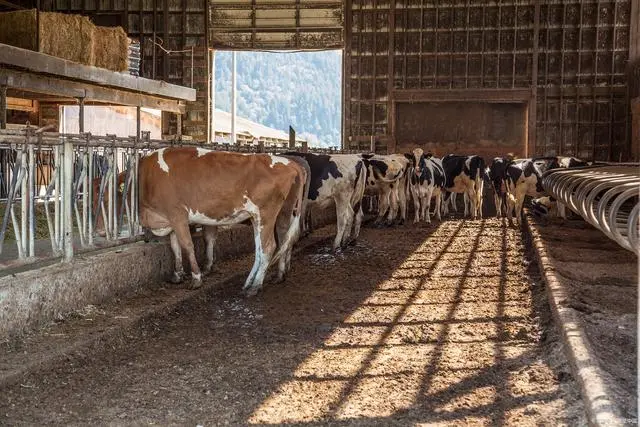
351, 159, 367, 213
475, 158, 485, 217
282, 155, 311, 236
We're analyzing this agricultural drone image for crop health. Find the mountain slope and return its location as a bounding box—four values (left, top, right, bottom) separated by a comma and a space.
214, 50, 342, 148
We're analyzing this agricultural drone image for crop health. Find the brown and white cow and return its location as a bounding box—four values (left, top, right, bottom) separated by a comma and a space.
139, 147, 308, 295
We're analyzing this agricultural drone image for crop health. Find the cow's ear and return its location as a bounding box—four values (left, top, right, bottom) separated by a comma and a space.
403, 153, 413, 160
424, 152, 433, 159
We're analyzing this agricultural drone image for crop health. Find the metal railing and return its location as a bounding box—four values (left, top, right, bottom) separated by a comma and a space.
542, 165, 640, 255
0, 126, 357, 267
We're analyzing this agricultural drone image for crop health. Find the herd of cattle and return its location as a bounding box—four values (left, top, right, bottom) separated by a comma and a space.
134, 147, 590, 295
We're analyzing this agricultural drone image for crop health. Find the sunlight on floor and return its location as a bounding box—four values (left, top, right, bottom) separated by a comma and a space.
248, 220, 561, 425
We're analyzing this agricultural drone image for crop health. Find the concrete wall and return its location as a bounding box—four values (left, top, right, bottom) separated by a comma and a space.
0, 207, 336, 340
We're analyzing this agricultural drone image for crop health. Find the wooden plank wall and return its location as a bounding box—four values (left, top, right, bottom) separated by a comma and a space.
344, 0, 633, 161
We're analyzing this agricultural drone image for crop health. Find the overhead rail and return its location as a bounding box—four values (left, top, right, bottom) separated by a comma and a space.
542, 165, 640, 255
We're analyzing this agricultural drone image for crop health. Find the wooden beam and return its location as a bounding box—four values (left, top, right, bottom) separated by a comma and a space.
6, 97, 37, 112
0, 43, 196, 102
0, 70, 186, 113
392, 88, 533, 103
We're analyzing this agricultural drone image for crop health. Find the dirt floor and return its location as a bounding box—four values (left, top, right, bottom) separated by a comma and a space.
0, 218, 585, 426
529, 215, 638, 420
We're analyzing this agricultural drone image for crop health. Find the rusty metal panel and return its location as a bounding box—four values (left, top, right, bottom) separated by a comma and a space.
395, 101, 528, 159
209, 0, 343, 49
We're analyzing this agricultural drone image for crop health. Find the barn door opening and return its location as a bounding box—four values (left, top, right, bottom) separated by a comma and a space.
211, 50, 342, 149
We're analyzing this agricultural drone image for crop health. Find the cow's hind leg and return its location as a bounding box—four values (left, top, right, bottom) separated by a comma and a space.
202, 226, 219, 275
349, 199, 364, 245
172, 221, 203, 289
244, 214, 278, 296
333, 196, 353, 250
169, 231, 184, 284
412, 188, 421, 223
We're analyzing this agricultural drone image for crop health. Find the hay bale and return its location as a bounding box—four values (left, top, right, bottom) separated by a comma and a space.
0, 9, 129, 72
39, 11, 95, 67
92, 25, 129, 72
0, 10, 37, 51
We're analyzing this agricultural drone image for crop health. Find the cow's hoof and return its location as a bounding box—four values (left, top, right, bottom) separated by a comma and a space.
202, 265, 220, 275
170, 271, 184, 284
189, 278, 202, 290
243, 286, 260, 297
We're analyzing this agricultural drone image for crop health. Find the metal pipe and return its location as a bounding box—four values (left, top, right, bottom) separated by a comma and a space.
542, 166, 640, 254
28, 140, 35, 257
54, 145, 61, 249
62, 138, 74, 261
20, 147, 27, 257
87, 143, 93, 246
231, 51, 237, 144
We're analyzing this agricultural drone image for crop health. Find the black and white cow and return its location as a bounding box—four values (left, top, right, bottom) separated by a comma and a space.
361, 154, 411, 226
504, 159, 545, 226
533, 156, 590, 172
284, 152, 367, 250
486, 156, 513, 217
531, 196, 558, 222
405, 148, 446, 224
441, 154, 486, 219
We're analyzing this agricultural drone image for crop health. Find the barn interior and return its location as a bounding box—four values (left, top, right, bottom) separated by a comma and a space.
0, 0, 637, 160
0, 1, 638, 426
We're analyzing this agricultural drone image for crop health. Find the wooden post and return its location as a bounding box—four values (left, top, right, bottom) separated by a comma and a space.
78, 97, 85, 133
528, 0, 540, 158
370, 135, 375, 153
289, 126, 296, 149
302, 140, 308, 153
0, 85, 6, 130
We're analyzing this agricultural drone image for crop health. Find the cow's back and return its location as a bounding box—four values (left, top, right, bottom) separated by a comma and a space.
139, 148, 297, 229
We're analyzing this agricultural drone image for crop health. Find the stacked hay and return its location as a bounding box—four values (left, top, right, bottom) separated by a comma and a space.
0, 9, 129, 72
92, 25, 129, 72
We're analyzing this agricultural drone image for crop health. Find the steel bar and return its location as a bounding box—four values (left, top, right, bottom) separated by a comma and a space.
542, 166, 640, 254
28, 138, 34, 257
63, 138, 74, 261
20, 147, 27, 257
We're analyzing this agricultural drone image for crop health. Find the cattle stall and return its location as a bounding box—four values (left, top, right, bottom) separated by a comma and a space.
0, 1, 638, 426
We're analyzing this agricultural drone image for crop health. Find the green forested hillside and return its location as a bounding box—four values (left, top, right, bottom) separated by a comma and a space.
214, 50, 342, 148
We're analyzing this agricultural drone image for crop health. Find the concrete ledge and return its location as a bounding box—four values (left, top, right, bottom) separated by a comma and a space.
0, 208, 336, 340
524, 214, 626, 427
